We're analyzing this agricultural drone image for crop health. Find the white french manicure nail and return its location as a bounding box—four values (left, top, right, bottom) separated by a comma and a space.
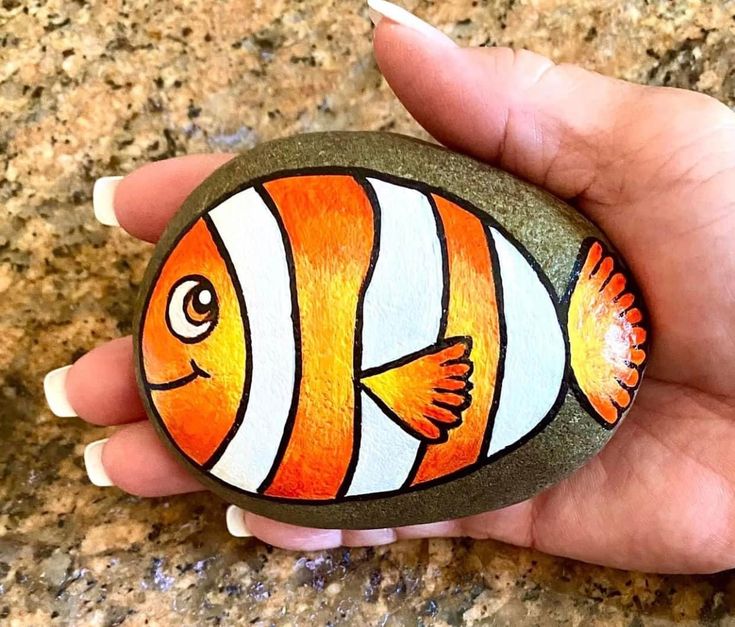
93, 176, 123, 226
84, 439, 114, 487
44, 366, 77, 418
367, 0, 458, 48
226, 505, 253, 538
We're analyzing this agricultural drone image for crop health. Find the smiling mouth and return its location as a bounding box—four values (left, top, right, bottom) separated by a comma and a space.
147, 360, 211, 391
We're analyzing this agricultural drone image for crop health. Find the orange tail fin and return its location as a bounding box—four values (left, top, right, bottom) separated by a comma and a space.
566, 238, 650, 427
360, 337, 473, 442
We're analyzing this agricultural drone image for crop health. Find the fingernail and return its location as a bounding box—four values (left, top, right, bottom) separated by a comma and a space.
93, 176, 123, 226
84, 439, 114, 487
44, 365, 77, 417
226, 505, 253, 538
367, 0, 458, 48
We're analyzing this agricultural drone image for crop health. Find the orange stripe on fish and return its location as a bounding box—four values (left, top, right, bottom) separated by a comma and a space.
262, 175, 376, 500
411, 195, 502, 484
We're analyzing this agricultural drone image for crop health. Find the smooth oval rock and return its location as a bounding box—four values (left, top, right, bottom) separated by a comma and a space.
133, 132, 650, 529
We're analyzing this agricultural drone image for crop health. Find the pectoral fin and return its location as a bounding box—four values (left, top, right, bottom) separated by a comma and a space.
360, 337, 473, 442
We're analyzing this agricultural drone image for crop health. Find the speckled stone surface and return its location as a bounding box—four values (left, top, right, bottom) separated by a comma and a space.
135, 131, 621, 528
1, 0, 734, 624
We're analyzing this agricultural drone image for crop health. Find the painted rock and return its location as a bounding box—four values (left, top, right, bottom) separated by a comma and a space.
134, 132, 649, 529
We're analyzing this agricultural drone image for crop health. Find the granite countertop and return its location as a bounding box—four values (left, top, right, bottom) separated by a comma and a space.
1, 0, 734, 624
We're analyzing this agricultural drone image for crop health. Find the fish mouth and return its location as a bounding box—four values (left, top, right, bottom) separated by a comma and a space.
147, 360, 211, 391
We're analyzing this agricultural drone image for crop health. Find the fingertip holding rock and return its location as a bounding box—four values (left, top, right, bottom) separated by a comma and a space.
43, 365, 76, 418
342, 527, 398, 547
226, 505, 253, 538
367, 0, 458, 48
84, 439, 114, 487
93, 176, 123, 226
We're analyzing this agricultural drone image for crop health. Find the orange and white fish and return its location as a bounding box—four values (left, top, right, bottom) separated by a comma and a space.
140, 173, 648, 502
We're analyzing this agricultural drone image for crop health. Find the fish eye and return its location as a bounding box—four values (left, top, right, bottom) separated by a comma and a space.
166, 275, 219, 342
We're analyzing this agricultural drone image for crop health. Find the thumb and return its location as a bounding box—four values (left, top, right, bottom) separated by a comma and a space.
371, 9, 728, 211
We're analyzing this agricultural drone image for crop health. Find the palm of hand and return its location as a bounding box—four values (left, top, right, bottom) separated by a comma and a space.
443, 64, 735, 574
58, 23, 735, 574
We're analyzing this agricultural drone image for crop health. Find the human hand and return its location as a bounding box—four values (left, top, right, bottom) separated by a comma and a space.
44, 1, 735, 574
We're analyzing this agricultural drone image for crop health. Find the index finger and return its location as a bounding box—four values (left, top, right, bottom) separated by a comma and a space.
95, 154, 234, 242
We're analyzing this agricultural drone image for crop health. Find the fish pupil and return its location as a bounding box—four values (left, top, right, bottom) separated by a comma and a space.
186, 281, 217, 323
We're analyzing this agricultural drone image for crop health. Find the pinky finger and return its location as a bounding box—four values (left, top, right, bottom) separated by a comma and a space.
226, 506, 467, 551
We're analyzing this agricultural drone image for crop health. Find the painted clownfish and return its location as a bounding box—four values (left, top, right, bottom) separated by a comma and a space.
140, 173, 648, 502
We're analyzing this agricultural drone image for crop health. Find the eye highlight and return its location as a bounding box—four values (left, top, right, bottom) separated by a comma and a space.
166, 275, 219, 342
